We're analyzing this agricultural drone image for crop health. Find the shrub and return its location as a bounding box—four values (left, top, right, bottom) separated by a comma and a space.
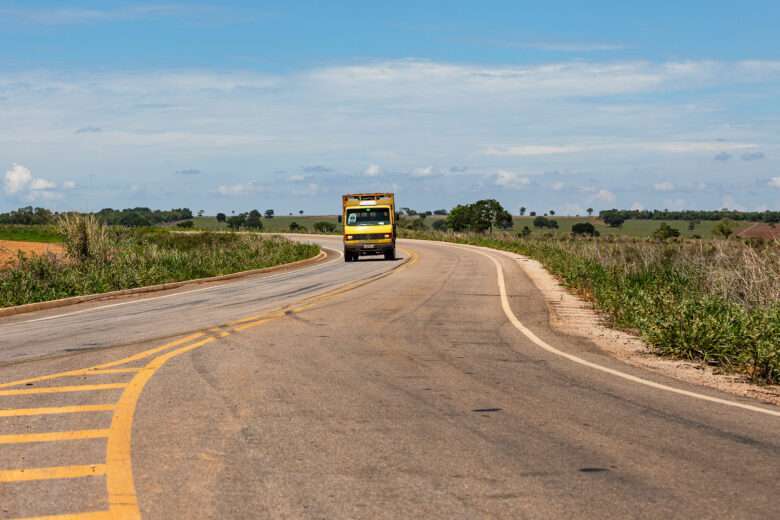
713, 220, 734, 239
432, 219, 448, 232
533, 216, 559, 229
653, 223, 681, 240
226, 215, 245, 230
572, 222, 597, 236
244, 210, 263, 230
313, 221, 337, 233
176, 220, 194, 229
57, 214, 110, 263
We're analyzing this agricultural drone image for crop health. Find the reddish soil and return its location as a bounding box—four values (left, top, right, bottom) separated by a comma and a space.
736, 223, 780, 240
0, 240, 64, 267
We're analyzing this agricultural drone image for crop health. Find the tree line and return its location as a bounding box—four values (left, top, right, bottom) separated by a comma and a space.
0, 206, 193, 227
599, 208, 780, 223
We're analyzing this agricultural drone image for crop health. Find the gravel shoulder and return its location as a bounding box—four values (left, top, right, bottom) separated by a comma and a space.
494, 248, 780, 407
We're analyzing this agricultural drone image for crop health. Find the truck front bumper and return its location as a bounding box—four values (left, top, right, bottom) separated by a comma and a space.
344, 240, 394, 255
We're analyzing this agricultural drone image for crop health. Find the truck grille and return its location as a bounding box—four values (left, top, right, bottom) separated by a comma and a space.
348, 233, 389, 240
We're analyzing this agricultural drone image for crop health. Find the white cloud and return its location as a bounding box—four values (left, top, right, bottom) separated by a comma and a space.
412, 166, 436, 178
494, 170, 530, 189
631, 201, 644, 211
484, 141, 759, 157
4, 163, 63, 202
62, 180, 76, 190
551, 181, 565, 191
216, 182, 263, 196
768, 177, 780, 189
288, 174, 306, 182
363, 164, 381, 177
292, 182, 321, 196
595, 189, 616, 203
30, 178, 57, 190
1, 58, 780, 211
4, 164, 33, 194
654, 181, 675, 192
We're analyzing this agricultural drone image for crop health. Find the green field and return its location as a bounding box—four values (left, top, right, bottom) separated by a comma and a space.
191, 215, 749, 239
0, 225, 63, 243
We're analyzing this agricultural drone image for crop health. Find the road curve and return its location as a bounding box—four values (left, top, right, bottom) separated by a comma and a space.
0, 236, 778, 519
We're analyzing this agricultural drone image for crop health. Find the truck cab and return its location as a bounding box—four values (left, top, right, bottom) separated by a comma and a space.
342, 193, 396, 262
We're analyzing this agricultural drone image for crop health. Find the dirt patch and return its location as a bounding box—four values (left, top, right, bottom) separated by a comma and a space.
736, 223, 780, 240
492, 248, 780, 407
0, 240, 64, 268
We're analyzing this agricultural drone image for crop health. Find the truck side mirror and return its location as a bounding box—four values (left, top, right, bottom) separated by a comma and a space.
337, 215, 342, 223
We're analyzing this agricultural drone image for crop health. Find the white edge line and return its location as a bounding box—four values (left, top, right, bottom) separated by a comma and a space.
13, 244, 344, 325
434, 240, 780, 418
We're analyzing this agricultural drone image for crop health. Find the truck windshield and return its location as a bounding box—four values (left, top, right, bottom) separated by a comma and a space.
346, 207, 391, 226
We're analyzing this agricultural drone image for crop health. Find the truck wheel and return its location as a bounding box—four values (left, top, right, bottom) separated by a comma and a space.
384, 248, 395, 261
344, 251, 352, 262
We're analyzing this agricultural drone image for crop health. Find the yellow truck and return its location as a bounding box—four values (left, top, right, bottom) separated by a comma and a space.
342, 193, 396, 262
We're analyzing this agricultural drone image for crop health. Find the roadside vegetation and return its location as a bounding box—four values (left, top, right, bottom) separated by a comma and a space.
0, 215, 319, 308
405, 220, 780, 384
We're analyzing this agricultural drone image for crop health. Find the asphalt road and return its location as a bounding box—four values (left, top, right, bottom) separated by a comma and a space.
0, 236, 778, 519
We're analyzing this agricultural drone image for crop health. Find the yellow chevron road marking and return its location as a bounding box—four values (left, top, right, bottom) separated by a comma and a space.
0, 383, 126, 397
0, 429, 109, 445
0, 404, 115, 417
0, 464, 106, 483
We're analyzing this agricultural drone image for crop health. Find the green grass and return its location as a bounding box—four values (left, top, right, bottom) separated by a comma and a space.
190, 215, 748, 239
406, 230, 780, 384
0, 225, 63, 243
0, 229, 319, 308
507, 217, 750, 239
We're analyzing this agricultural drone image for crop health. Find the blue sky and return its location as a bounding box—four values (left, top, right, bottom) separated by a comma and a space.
1, 1, 779, 214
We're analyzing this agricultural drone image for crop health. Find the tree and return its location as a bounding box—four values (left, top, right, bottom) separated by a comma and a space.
245, 210, 263, 230
587, 208, 594, 217
226, 215, 245, 230
602, 214, 625, 228
549, 210, 556, 216
197, 209, 205, 217
519, 226, 532, 238
216, 212, 226, 223
432, 219, 448, 231
713, 220, 734, 239
533, 216, 548, 228
289, 222, 306, 232
445, 200, 512, 233
433, 209, 448, 216
529, 211, 536, 217
571, 222, 598, 236
519, 206, 526, 216
176, 220, 194, 229
653, 223, 680, 240
313, 221, 337, 233
118, 212, 151, 227
264, 209, 275, 219
298, 210, 304, 215
446, 204, 474, 232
